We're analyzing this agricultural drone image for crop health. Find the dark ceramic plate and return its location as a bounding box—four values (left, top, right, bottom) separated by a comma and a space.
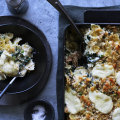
24, 100, 55, 120
0, 16, 52, 105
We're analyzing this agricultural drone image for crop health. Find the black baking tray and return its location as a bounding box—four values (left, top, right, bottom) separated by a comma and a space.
84, 10, 120, 23
57, 6, 120, 120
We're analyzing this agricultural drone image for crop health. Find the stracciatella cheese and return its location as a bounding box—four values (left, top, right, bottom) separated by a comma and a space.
89, 90, 113, 114
92, 63, 114, 78
2, 60, 19, 76
116, 72, 120, 86
73, 67, 88, 84
65, 88, 84, 114
22, 44, 33, 56
112, 108, 120, 120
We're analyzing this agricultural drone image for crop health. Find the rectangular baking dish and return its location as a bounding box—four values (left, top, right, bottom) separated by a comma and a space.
57, 23, 120, 120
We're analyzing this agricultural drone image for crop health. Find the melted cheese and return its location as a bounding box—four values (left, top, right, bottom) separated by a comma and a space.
25, 60, 35, 71
116, 72, 120, 86
112, 108, 120, 120
2, 61, 19, 76
73, 67, 87, 82
89, 91, 113, 114
22, 44, 33, 56
92, 63, 114, 78
65, 88, 84, 114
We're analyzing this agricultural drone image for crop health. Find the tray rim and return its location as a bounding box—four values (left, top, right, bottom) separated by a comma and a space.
57, 23, 120, 120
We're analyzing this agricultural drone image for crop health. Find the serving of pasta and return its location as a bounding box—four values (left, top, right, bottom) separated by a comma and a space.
65, 24, 120, 120
0, 33, 35, 80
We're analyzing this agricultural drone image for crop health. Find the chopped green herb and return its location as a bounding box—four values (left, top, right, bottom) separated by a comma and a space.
102, 59, 106, 63
22, 56, 31, 65
12, 56, 17, 61
86, 53, 97, 58
19, 64, 25, 70
87, 35, 91, 41
21, 50, 24, 53
79, 92, 83, 96
1, 35, 5, 39
0, 51, 3, 56
100, 55, 104, 58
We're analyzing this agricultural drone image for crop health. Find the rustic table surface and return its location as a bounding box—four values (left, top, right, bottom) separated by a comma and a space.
0, 0, 120, 120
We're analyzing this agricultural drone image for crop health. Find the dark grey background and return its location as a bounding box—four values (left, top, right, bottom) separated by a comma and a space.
1, 0, 120, 120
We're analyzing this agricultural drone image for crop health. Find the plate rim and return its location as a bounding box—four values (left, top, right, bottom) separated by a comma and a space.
0, 16, 52, 95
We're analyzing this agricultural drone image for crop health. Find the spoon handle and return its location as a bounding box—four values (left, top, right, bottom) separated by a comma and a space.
47, 0, 83, 38
0, 77, 16, 99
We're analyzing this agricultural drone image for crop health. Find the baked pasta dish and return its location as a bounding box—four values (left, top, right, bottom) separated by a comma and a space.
65, 24, 120, 120
0, 33, 35, 80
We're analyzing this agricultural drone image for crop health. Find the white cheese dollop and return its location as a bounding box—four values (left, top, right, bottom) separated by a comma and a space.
2, 61, 19, 76
13, 38, 22, 45
116, 72, 120, 86
0, 53, 6, 65
89, 91, 113, 114
112, 108, 120, 120
92, 63, 114, 78
73, 67, 87, 82
22, 44, 33, 56
65, 88, 84, 114
25, 60, 35, 71
20, 60, 35, 77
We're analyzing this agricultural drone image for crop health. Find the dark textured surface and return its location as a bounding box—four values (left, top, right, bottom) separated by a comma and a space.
1, 0, 120, 120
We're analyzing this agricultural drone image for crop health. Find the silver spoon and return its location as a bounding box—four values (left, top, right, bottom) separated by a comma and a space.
0, 72, 24, 99
47, 0, 83, 40
47, 0, 87, 65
